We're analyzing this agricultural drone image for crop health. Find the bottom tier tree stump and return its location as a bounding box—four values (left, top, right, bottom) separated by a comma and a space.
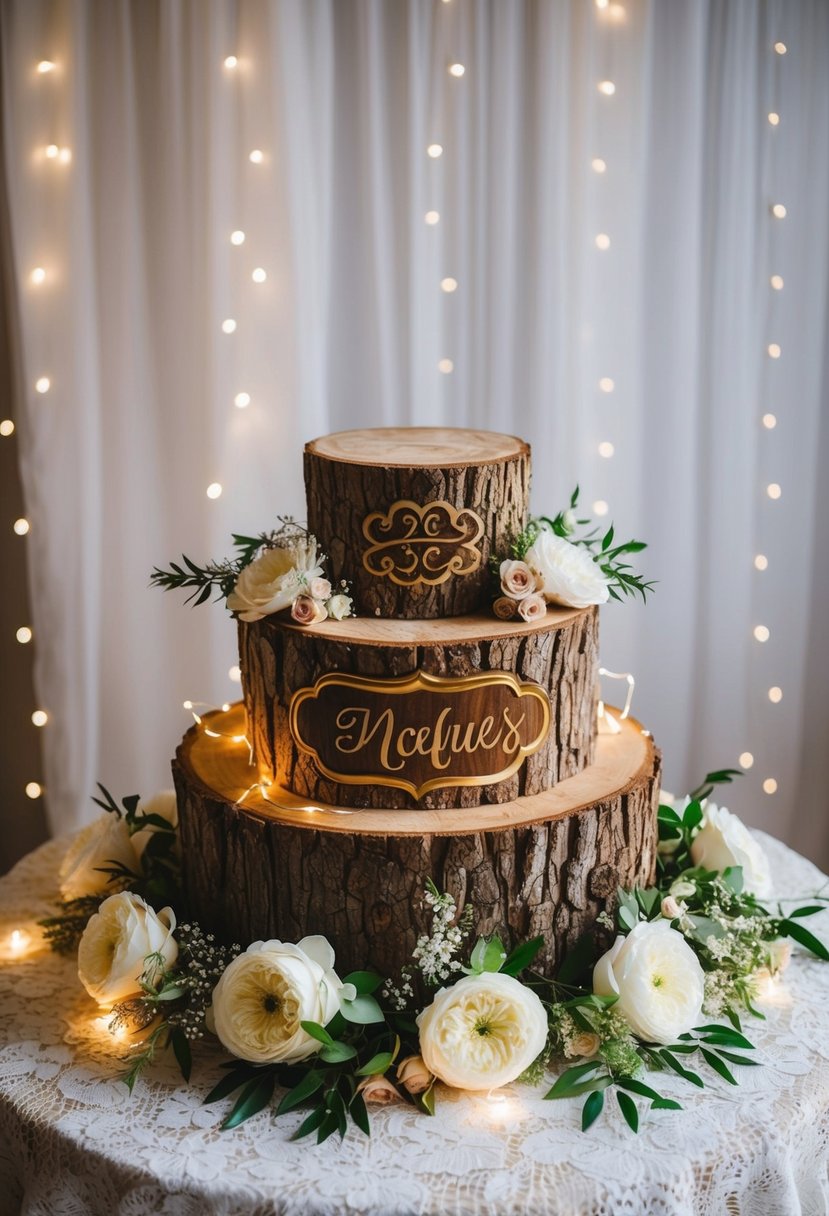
173, 703, 660, 979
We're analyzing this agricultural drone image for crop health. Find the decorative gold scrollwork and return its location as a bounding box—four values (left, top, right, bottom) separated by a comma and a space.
361, 499, 484, 586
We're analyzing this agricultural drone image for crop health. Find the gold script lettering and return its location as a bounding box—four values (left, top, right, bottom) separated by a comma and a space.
502, 707, 526, 756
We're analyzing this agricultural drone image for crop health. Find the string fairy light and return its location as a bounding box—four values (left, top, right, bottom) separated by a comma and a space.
16, 626, 32, 644
221, 318, 237, 334
251, 267, 267, 283
739, 752, 754, 769
426, 143, 443, 159
0, 420, 14, 436
597, 80, 616, 96
248, 149, 264, 163
762, 412, 777, 429
448, 63, 465, 78
34, 376, 50, 393
440, 277, 458, 293
30, 267, 46, 285
438, 358, 454, 374
594, 233, 611, 250
591, 158, 607, 173
37, 60, 56, 73
25, 782, 42, 799
234, 392, 251, 409
598, 441, 614, 458
31, 710, 48, 726
13, 518, 30, 535
230, 230, 245, 245
598, 377, 615, 393
424, 210, 440, 225
206, 482, 222, 499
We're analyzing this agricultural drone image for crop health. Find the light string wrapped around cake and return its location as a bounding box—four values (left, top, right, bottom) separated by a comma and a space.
150, 517, 354, 625
491, 488, 655, 620
37, 769, 829, 1141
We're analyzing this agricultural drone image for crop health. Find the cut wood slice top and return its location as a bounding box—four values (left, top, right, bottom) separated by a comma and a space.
178, 701, 655, 837
269, 606, 587, 647
305, 427, 529, 468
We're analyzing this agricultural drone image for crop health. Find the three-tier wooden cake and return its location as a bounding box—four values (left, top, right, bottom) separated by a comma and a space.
173, 428, 660, 977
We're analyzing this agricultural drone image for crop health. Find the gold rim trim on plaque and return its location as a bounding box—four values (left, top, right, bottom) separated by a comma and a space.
288, 668, 552, 800
361, 499, 485, 587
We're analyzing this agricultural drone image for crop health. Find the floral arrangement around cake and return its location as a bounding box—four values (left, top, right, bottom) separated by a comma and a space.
40, 770, 828, 1141
150, 492, 652, 622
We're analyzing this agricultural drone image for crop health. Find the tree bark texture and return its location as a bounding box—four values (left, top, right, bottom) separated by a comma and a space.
239, 607, 599, 810
173, 736, 660, 980
304, 435, 530, 619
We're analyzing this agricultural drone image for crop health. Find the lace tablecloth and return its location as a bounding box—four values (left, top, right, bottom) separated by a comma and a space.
1, 834, 829, 1216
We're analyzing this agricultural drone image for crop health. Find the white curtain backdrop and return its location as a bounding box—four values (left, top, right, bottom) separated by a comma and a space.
2, 0, 828, 858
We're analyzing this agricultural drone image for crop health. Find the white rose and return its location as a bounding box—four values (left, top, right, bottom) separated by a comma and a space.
59, 815, 137, 901
211, 936, 353, 1065
227, 540, 323, 623
689, 803, 773, 898
416, 972, 548, 1091
567, 1031, 600, 1058
77, 891, 178, 1006
593, 921, 704, 1044
326, 593, 353, 620
130, 790, 179, 861
308, 577, 332, 601
525, 531, 610, 609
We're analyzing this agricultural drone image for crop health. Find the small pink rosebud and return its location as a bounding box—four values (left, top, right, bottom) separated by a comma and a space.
517, 592, 546, 623
356, 1074, 402, 1104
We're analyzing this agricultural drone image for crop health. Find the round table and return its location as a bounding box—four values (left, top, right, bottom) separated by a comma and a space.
1, 834, 829, 1216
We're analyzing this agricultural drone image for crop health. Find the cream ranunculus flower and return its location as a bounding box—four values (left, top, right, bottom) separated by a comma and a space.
210, 936, 354, 1065
59, 815, 137, 901
689, 803, 773, 898
525, 530, 610, 610
130, 790, 179, 861
227, 540, 323, 623
593, 920, 704, 1044
77, 891, 178, 1006
416, 972, 548, 1091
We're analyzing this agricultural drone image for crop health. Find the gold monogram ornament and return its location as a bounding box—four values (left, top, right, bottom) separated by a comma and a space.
289, 669, 551, 800
361, 499, 484, 587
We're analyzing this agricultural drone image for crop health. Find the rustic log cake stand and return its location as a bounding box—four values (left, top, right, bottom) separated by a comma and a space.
239, 607, 599, 810
304, 427, 530, 618
174, 704, 660, 978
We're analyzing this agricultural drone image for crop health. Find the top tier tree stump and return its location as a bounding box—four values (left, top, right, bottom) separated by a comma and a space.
304, 427, 530, 619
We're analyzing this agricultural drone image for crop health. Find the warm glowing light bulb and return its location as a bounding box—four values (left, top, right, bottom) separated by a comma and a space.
9, 929, 27, 953
598, 80, 616, 96
13, 518, 30, 536
224, 55, 238, 68
440, 277, 458, 293
768, 112, 780, 126
767, 343, 781, 358
30, 267, 46, 285
774, 41, 787, 55
221, 318, 237, 334
753, 625, 770, 642
766, 482, 781, 499
25, 782, 42, 799
182, 700, 193, 710
230, 230, 245, 245
768, 686, 782, 703
449, 63, 465, 77
593, 499, 609, 516
598, 441, 615, 458
249, 149, 264, 164
595, 0, 609, 8
591, 157, 607, 173
206, 482, 222, 499
229, 665, 242, 682
16, 626, 32, 644
427, 143, 443, 158
234, 392, 251, 409
0, 420, 14, 437
45, 144, 59, 159
599, 377, 615, 393
739, 752, 754, 769
252, 267, 267, 282
770, 274, 784, 290
31, 710, 48, 727
221, 702, 231, 712
58, 148, 71, 163
595, 233, 611, 250
763, 777, 778, 794
762, 413, 777, 429
771, 203, 787, 218
35, 376, 50, 393
424, 210, 440, 225
37, 60, 56, 73
438, 358, 454, 374
754, 554, 768, 571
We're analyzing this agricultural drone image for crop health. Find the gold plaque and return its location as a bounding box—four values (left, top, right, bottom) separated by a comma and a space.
361, 499, 484, 587
288, 669, 551, 800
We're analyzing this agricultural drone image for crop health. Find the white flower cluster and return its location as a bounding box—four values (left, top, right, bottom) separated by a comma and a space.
227, 538, 353, 626
165, 923, 240, 1041
412, 888, 466, 986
